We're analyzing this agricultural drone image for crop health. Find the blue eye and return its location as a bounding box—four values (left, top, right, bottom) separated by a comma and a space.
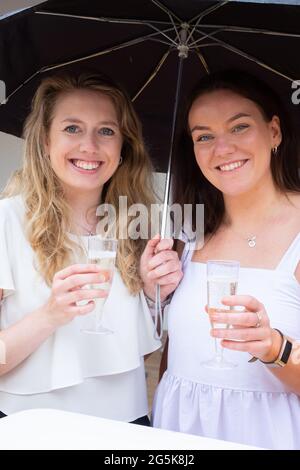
232, 124, 249, 133
100, 127, 114, 136
64, 125, 79, 134
197, 134, 213, 142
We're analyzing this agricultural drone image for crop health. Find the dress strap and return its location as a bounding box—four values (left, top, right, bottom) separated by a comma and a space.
276, 232, 300, 274
177, 230, 196, 270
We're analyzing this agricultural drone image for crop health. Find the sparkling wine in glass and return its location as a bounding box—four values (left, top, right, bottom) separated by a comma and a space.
81, 236, 118, 335
201, 260, 240, 369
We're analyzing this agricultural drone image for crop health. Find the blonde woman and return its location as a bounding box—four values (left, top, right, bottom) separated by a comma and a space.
0, 72, 182, 424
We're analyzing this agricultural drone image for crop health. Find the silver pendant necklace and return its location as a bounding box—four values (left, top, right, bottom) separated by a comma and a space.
225, 221, 259, 249
73, 220, 97, 237
247, 236, 257, 248
227, 225, 257, 248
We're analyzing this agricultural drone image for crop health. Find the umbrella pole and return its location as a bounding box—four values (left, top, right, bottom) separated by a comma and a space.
154, 51, 186, 340
160, 56, 185, 238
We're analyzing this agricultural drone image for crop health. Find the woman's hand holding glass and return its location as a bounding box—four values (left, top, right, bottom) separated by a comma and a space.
43, 264, 109, 328
209, 295, 282, 363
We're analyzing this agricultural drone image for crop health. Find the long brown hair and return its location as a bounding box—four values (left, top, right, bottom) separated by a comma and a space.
173, 69, 300, 237
2, 72, 155, 294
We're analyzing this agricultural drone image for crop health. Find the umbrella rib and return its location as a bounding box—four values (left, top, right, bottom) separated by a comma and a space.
189, 43, 224, 48
188, 0, 230, 28
132, 49, 171, 102
1, 27, 175, 106
35, 11, 178, 46
0, 70, 41, 105
189, 28, 227, 47
194, 27, 296, 82
188, 30, 210, 74
35, 10, 171, 26
186, 1, 230, 45
150, 0, 182, 44
150, 0, 182, 24
150, 37, 177, 47
41, 27, 175, 71
193, 49, 210, 74
189, 23, 300, 42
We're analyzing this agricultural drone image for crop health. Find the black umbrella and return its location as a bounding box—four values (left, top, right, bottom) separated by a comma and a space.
1, 0, 300, 336
2, 0, 300, 228
1, 0, 300, 171
2, 0, 300, 219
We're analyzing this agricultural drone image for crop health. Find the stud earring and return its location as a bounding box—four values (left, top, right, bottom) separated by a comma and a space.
272, 146, 278, 155
119, 156, 123, 165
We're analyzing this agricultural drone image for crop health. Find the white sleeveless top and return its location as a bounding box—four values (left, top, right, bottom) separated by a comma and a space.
0, 196, 161, 421
152, 233, 300, 449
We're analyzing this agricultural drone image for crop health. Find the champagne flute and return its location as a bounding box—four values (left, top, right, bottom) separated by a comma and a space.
201, 260, 240, 369
81, 236, 118, 335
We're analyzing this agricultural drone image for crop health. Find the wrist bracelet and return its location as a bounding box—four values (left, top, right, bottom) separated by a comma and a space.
248, 328, 293, 368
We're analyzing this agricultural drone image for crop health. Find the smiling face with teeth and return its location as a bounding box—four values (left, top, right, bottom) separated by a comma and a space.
188, 89, 282, 198
45, 88, 123, 200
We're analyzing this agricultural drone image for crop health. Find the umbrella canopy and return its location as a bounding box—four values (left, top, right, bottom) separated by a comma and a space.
1, 0, 300, 339
1, 0, 300, 173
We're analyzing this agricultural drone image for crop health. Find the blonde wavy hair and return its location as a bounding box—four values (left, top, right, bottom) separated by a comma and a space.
2, 72, 156, 294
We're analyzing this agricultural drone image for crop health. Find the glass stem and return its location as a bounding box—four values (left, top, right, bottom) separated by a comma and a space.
95, 309, 103, 330
215, 338, 223, 361
95, 312, 100, 330
94, 299, 103, 330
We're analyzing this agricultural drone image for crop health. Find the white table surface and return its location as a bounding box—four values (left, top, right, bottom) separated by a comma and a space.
0, 408, 262, 450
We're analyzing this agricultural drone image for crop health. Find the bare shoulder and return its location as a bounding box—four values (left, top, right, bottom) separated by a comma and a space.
279, 193, 300, 283
290, 193, 300, 283
282, 193, 300, 235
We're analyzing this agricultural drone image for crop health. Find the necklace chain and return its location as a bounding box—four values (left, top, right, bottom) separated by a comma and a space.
226, 225, 257, 248
73, 219, 97, 236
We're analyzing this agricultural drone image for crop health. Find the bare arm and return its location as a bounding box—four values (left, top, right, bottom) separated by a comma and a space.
211, 262, 300, 396
266, 261, 300, 393
266, 332, 300, 395
0, 264, 108, 377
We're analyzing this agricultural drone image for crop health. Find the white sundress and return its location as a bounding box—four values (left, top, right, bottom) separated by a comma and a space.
152, 233, 300, 449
